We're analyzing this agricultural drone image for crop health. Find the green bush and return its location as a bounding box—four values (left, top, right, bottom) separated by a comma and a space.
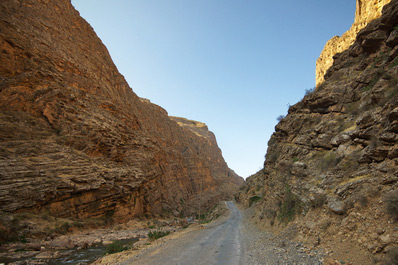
249, 195, 261, 207
148, 230, 170, 240
278, 185, 299, 223
105, 241, 129, 254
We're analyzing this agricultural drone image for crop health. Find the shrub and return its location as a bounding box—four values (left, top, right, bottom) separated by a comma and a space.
148, 230, 170, 240
105, 241, 129, 254
249, 195, 261, 207
278, 185, 299, 223
304, 87, 315, 96
276, 115, 285, 122
385, 190, 398, 218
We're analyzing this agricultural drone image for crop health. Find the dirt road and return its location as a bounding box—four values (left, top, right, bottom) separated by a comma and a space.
99, 201, 324, 265
119, 201, 244, 265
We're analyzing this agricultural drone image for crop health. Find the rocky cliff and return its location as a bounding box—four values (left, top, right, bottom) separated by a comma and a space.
0, 0, 242, 228
241, 1, 398, 264
316, 0, 392, 86
170, 116, 243, 188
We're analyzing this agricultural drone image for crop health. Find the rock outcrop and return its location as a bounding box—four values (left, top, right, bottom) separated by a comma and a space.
0, 0, 242, 225
316, 0, 392, 86
241, 1, 398, 264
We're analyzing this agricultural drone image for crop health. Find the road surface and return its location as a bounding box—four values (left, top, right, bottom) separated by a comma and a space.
120, 201, 245, 265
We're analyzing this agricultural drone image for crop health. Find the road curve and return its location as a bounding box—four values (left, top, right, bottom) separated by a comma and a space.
120, 201, 245, 265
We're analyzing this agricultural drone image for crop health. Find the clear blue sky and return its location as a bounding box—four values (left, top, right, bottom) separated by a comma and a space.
71, 0, 356, 178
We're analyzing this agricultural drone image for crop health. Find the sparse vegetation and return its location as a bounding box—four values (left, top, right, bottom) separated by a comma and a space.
304, 87, 315, 96
105, 241, 129, 254
148, 230, 170, 240
276, 115, 285, 122
278, 185, 300, 223
249, 195, 261, 207
385, 190, 398, 219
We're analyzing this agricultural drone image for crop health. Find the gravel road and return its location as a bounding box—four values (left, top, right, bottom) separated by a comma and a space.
119, 201, 244, 265
113, 201, 324, 265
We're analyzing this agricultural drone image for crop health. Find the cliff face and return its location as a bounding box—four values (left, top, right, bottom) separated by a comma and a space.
0, 0, 242, 222
170, 116, 244, 187
241, 1, 398, 263
316, 0, 392, 86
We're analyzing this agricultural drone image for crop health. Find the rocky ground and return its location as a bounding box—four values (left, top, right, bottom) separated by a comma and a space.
242, 206, 324, 265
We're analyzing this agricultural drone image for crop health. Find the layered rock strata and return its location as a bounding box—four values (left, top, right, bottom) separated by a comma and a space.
0, 0, 242, 222
241, 1, 398, 263
316, 0, 392, 86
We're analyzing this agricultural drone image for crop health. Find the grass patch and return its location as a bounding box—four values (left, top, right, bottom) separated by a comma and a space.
248, 195, 262, 207
148, 230, 170, 241
105, 241, 129, 254
278, 185, 300, 223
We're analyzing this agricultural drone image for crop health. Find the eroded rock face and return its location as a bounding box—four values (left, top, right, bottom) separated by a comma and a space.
316, 0, 392, 86
0, 0, 242, 221
241, 1, 398, 263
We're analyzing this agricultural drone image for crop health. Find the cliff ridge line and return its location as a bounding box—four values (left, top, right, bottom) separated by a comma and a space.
316, 0, 392, 86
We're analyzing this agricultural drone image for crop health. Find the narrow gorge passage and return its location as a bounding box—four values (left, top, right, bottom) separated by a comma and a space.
119, 201, 245, 265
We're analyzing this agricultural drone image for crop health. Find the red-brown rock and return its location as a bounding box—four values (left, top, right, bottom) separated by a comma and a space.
0, 0, 243, 222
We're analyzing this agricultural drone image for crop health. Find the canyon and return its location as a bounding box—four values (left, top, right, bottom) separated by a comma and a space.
241, 0, 398, 264
1, 0, 398, 264
0, 0, 243, 245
